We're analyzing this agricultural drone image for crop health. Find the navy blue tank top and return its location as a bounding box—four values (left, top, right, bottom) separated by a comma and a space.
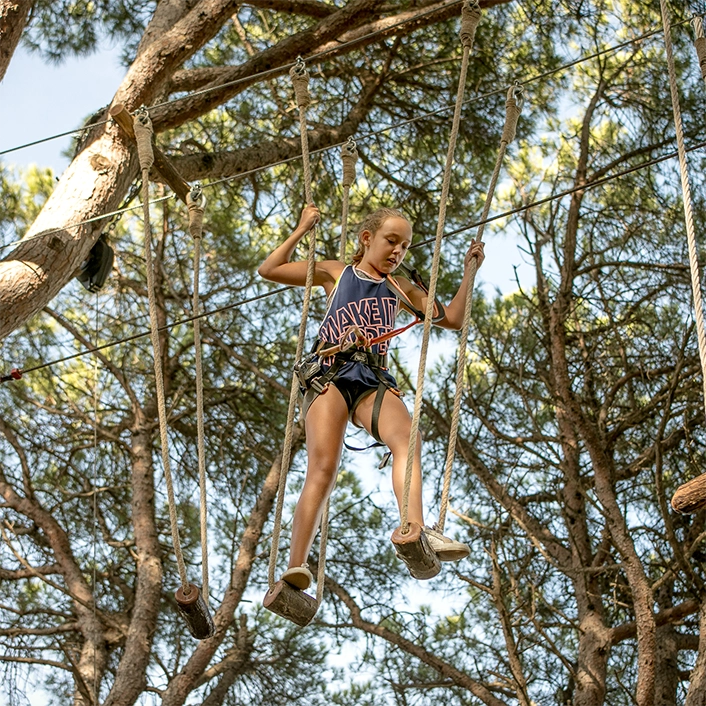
318, 266, 399, 354
317, 265, 399, 388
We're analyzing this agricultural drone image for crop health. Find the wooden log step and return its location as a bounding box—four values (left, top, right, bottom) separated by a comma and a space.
671, 473, 706, 514
391, 521, 441, 580
263, 580, 319, 627
175, 583, 216, 640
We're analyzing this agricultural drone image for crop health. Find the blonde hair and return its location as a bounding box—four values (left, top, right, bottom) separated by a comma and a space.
351, 208, 410, 265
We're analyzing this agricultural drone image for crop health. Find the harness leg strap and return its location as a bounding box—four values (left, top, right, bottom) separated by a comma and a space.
371, 382, 387, 444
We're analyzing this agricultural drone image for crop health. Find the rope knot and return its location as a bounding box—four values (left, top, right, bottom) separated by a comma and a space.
460, 0, 482, 48
187, 183, 206, 240
501, 84, 523, 144
133, 107, 155, 172
340, 137, 358, 187
290, 56, 311, 110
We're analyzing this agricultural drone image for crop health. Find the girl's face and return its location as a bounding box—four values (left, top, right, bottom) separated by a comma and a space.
360, 217, 412, 275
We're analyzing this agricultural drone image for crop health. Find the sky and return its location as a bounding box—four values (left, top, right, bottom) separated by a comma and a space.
0, 44, 126, 174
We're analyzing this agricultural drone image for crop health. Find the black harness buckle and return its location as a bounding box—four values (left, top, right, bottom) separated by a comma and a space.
294, 353, 322, 391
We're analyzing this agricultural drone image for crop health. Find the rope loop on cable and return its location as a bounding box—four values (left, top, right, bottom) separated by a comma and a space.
340, 137, 358, 188
134, 107, 190, 593
268, 54, 321, 594
460, 0, 482, 48
501, 83, 524, 145
290, 56, 311, 110
133, 107, 155, 172
187, 182, 206, 241
436, 86, 524, 532
660, 0, 706, 423
399, 0, 481, 533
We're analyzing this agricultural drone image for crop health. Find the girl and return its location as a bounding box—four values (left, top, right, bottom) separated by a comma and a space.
258, 204, 485, 590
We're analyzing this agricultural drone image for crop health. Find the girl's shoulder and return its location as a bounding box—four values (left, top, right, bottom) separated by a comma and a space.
316, 259, 347, 293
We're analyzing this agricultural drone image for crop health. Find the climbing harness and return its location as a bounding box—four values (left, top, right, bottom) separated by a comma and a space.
295, 262, 444, 450
133, 108, 215, 639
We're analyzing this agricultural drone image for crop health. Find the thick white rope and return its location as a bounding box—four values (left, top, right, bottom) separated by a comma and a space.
268, 58, 324, 591
436, 85, 522, 532
661, 1, 706, 421
133, 108, 189, 591
187, 183, 210, 605
400, 0, 481, 531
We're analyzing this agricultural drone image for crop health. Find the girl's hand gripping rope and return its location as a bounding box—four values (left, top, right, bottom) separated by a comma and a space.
298, 203, 320, 233
464, 238, 485, 271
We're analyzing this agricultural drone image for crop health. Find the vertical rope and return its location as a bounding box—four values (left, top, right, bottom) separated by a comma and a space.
187, 183, 210, 605
436, 85, 522, 532
91, 292, 99, 705
133, 108, 190, 591
660, 1, 706, 422
400, 0, 482, 532
339, 137, 358, 260
268, 58, 323, 590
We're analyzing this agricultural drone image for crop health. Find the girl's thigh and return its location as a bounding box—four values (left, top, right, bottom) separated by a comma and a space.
305, 384, 349, 464
353, 388, 413, 448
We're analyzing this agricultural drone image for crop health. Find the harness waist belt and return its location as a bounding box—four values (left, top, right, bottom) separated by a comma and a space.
322, 347, 387, 368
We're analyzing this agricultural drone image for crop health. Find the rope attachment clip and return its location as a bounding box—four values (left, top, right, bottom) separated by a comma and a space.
692, 15, 706, 77
340, 137, 358, 188
132, 106, 155, 171
290, 56, 311, 109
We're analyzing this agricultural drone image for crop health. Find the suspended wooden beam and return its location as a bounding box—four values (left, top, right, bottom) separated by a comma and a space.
109, 103, 190, 204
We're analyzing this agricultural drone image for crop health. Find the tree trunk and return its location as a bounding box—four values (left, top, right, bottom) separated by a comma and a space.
0, 0, 33, 82
103, 419, 163, 706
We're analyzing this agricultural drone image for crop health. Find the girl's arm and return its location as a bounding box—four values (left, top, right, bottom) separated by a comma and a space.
258, 204, 343, 288
438, 239, 485, 329
397, 240, 485, 330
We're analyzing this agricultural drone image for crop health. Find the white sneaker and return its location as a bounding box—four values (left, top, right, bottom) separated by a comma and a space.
423, 526, 470, 562
281, 565, 313, 591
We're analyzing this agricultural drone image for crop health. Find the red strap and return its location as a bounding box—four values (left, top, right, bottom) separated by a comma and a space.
1, 369, 23, 383
367, 318, 420, 346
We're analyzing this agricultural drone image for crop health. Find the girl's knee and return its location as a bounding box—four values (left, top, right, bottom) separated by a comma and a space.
303, 460, 338, 493
387, 428, 422, 456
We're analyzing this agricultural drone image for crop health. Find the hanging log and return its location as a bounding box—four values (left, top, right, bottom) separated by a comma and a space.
263, 580, 319, 627
175, 583, 216, 640
671, 474, 706, 514
391, 521, 441, 580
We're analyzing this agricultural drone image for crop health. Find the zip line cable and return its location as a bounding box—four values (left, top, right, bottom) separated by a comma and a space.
0, 20, 687, 251
0, 13, 685, 162
4, 134, 703, 383
0, 0, 466, 159
0, 20, 685, 255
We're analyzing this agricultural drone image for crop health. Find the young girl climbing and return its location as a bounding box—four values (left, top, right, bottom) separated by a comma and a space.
258, 204, 485, 590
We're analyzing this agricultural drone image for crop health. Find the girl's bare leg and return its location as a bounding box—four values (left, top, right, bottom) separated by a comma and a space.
354, 390, 425, 527
288, 385, 348, 568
